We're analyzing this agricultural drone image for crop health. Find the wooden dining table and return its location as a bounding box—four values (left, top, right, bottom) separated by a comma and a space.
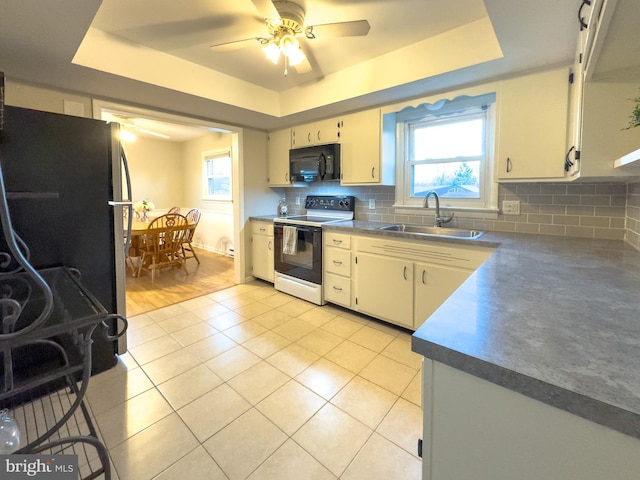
123, 218, 195, 275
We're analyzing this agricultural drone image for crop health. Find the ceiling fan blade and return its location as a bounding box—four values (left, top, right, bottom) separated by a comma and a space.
251, 0, 281, 20
293, 54, 312, 74
210, 37, 259, 52
307, 19, 370, 38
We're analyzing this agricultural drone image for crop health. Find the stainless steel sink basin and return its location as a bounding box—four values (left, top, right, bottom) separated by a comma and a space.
378, 224, 484, 239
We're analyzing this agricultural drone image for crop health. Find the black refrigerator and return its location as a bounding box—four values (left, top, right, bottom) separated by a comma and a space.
0, 104, 129, 374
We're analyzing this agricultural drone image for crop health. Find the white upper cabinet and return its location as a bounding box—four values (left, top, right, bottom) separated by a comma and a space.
572, 0, 640, 176
340, 108, 394, 185
267, 128, 291, 186
495, 67, 570, 181
291, 118, 342, 148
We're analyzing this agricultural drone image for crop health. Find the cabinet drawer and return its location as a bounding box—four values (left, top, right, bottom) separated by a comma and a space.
324, 232, 351, 249
252, 221, 274, 236
324, 273, 351, 307
325, 248, 351, 276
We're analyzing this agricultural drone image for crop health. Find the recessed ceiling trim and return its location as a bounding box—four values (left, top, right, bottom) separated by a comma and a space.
75, 17, 501, 120
279, 17, 503, 117
74, 28, 281, 116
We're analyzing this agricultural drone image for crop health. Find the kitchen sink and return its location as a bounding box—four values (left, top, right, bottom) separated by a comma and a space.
378, 224, 484, 239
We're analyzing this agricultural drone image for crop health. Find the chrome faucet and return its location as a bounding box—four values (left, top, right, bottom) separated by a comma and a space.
424, 191, 454, 227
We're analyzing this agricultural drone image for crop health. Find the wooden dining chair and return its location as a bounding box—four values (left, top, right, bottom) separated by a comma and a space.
168, 206, 181, 214
136, 213, 190, 282
181, 208, 202, 264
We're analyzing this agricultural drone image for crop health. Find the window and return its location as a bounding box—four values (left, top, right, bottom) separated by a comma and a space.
202, 149, 232, 201
395, 94, 497, 210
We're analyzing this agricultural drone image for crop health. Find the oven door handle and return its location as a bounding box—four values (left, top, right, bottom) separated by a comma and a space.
278, 225, 318, 234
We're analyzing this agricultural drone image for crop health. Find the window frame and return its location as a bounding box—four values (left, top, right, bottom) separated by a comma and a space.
202, 149, 232, 201
394, 94, 498, 211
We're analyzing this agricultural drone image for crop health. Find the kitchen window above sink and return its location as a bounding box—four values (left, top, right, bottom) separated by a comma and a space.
387, 92, 499, 213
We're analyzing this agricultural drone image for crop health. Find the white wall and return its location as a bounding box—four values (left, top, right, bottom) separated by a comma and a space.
122, 136, 184, 209
237, 128, 281, 281
181, 132, 235, 256
5, 79, 93, 117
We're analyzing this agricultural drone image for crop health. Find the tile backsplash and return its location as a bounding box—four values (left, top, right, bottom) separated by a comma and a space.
278, 181, 640, 249
627, 182, 640, 250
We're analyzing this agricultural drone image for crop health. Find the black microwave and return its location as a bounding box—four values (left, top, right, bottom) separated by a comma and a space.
289, 143, 340, 183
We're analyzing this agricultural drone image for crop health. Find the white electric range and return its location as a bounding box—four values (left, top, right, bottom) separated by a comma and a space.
273, 195, 354, 305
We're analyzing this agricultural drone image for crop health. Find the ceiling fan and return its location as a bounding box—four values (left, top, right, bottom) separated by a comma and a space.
210, 0, 370, 75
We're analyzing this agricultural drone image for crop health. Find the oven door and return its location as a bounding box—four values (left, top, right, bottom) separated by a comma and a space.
274, 224, 323, 285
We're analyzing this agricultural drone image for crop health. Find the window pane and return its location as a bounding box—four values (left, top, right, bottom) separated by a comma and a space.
411, 161, 480, 199
204, 154, 231, 199
412, 118, 483, 159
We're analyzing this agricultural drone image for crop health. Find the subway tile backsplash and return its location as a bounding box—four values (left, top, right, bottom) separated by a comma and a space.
277, 181, 640, 250
627, 182, 640, 250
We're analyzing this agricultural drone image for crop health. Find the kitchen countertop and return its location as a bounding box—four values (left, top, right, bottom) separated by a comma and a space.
322, 220, 640, 440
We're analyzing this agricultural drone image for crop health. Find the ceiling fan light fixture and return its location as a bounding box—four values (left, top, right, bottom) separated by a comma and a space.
262, 42, 280, 64
279, 33, 299, 56
286, 46, 305, 66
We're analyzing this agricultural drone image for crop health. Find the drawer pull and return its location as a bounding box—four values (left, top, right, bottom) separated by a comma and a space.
332, 239, 343, 244
333, 286, 343, 292
333, 260, 343, 266
259, 227, 266, 232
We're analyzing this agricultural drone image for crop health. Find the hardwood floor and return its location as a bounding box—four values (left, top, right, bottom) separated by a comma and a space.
125, 248, 236, 317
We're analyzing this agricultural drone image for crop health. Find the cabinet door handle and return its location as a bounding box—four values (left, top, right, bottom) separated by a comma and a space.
333, 286, 343, 292
317, 131, 321, 142
285, 173, 289, 182
308, 132, 312, 143
371, 167, 375, 178
332, 239, 342, 244
506, 157, 512, 173
403, 265, 408, 280
422, 269, 426, 284
333, 260, 343, 266
268, 240, 272, 250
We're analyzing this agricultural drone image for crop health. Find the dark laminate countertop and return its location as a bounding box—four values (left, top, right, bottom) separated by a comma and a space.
323, 221, 640, 440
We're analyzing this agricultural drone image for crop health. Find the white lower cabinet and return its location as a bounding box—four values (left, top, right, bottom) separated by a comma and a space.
414, 262, 472, 323
323, 232, 352, 308
324, 272, 351, 307
354, 252, 414, 329
421, 360, 640, 480
251, 221, 274, 282
348, 234, 493, 330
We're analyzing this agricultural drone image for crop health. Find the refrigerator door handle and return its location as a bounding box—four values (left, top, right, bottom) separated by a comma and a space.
119, 145, 134, 255
108, 131, 133, 354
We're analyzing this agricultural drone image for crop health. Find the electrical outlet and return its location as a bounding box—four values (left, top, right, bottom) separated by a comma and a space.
295, 196, 301, 206
369, 199, 376, 209
502, 200, 521, 215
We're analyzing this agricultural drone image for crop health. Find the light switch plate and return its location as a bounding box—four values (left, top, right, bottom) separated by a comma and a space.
369, 199, 376, 209
502, 200, 520, 215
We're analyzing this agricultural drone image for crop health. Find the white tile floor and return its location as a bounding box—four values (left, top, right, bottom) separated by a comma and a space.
87, 281, 423, 479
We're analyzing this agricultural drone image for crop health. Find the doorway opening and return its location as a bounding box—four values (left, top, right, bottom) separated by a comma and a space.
93, 100, 243, 315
